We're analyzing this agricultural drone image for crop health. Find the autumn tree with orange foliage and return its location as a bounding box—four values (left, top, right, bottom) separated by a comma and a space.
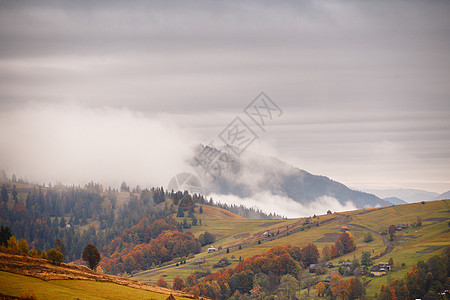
379, 284, 398, 300
173, 277, 185, 290
316, 281, 326, 297
330, 274, 350, 299
405, 264, 421, 298
187, 244, 320, 299
156, 277, 168, 288
301, 243, 320, 266
389, 279, 409, 300
331, 231, 357, 258
347, 276, 365, 299
322, 245, 332, 261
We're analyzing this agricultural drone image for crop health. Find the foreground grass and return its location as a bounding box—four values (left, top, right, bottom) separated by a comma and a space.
0, 271, 191, 300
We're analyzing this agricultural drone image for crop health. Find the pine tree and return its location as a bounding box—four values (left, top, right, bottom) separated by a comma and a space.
12, 185, 17, 201
0, 225, 12, 247
1, 185, 8, 202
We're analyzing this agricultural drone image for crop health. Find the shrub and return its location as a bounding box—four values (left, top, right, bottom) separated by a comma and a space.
173, 277, 185, 290
363, 232, 374, 243
47, 248, 63, 265
213, 257, 231, 268
156, 277, 168, 288
198, 232, 215, 246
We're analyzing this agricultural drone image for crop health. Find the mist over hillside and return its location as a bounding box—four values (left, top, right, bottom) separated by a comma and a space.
190, 145, 390, 217
364, 188, 440, 203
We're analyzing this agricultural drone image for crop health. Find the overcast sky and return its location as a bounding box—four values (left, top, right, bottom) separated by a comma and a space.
0, 0, 449, 193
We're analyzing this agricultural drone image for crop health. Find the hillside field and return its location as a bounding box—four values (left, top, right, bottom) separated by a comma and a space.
134, 199, 450, 298
0, 252, 197, 300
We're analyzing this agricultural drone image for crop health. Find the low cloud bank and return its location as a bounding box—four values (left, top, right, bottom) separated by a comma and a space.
0, 102, 194, 188
208, 192, 357, 218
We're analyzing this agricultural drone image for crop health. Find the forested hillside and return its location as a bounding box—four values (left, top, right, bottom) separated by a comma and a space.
0, 177, 276, 265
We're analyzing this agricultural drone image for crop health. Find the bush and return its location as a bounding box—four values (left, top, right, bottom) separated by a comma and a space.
156, 277, 168, 288
47, 248, 63, 265
198, 232, 215, 246
173, 277, 185, 290
363, 232, 374, 243
213, 257, 231, 268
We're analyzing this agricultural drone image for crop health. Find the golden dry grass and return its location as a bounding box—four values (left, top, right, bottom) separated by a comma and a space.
0, 252, 202, 299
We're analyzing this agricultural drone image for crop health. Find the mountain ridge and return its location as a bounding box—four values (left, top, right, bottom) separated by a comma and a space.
191, 145, 390, 211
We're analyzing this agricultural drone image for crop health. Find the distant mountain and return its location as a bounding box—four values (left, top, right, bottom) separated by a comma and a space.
191, 145, 390, 210
434, 190, 450, 200
383, 197, 408, 205
363, 188, 439, 203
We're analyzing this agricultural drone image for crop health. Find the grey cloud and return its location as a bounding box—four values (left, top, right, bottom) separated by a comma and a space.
0, 0, 449, 193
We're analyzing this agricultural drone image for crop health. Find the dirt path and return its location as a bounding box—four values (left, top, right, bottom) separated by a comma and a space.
348, 223, 394, 259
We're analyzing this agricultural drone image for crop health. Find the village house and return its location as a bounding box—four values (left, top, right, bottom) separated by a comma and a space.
397, 224, 408, 230
193, 258, 205, 265
309, 264, 317, 273
263, 231, 270, 238
304, 218, 314, 225
207, 245, 216, 253
370, 262, 391, 276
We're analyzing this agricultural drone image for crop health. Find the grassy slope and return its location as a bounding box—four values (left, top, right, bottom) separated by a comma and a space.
0, 252, 196, 300
0, 271, 191, 300
134, 200, 450, 298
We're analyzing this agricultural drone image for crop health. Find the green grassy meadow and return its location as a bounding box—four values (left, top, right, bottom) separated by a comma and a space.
0, 271, 191, 300
134, 200, 450, 298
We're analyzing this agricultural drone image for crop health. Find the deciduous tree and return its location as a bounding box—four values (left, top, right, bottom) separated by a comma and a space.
330, 274, 350, 299
316, 282, 326, 297
361, 251, 373, 267
388, 225, 397, 241
156, 277, 168, 288
322, 246, 332, 261
173, 277, 185, 290
82, 243, 101, 270
301, 243, 320, 266
7, 236, 19, 253
18, 239, 29, 255
279, 274, 298, 300
47, 248, 63, 265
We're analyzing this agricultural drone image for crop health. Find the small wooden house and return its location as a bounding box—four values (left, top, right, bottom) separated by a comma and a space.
370, 262, 391, 276
193, 258, 205, 265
